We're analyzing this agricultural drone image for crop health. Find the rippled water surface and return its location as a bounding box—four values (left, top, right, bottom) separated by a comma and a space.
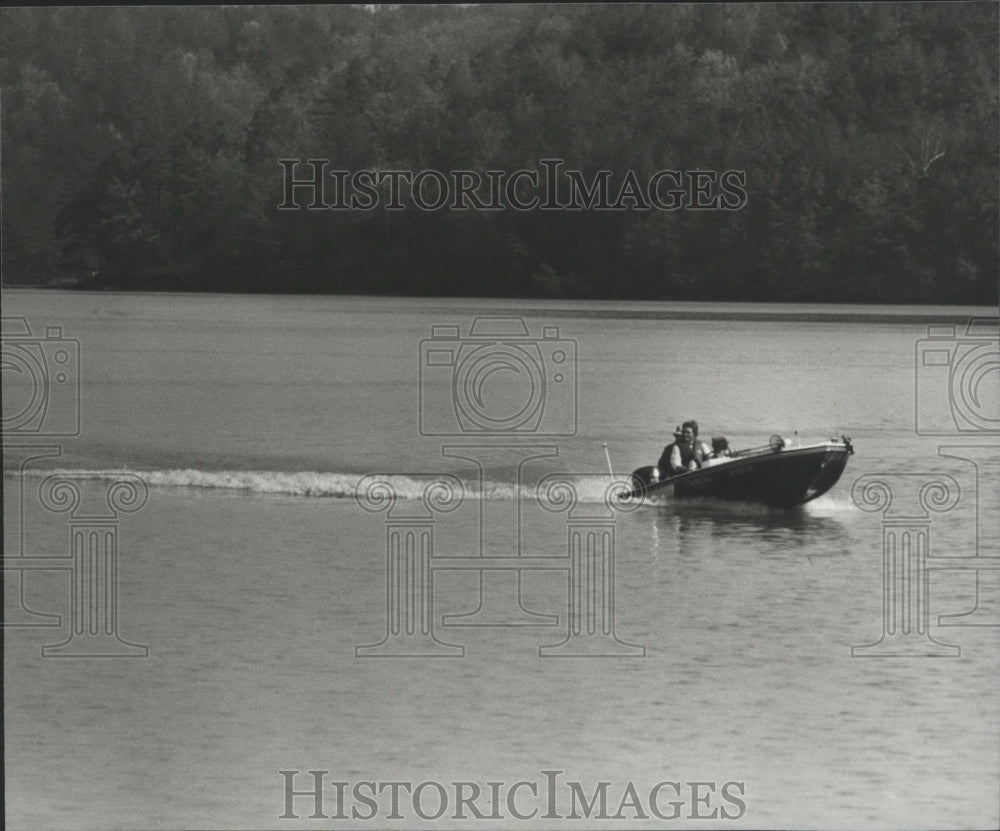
3, 290, 998, 829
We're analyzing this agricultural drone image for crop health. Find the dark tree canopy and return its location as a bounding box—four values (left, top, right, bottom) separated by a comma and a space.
2, 3, 997, 303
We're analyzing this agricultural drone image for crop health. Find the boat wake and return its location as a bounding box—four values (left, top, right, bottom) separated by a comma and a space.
8, 467, 856, 517
637, 492, 820, 516
799, 493, 857, 513
9, 466, 629, 504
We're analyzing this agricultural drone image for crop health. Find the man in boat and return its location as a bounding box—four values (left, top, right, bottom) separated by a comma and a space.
656, 420, 711, 477
702, 436, 733, 467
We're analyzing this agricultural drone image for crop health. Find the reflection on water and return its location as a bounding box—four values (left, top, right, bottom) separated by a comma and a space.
638, 497, 851, 557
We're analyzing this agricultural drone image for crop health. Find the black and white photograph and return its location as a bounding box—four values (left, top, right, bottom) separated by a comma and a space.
2, 3, 998, 829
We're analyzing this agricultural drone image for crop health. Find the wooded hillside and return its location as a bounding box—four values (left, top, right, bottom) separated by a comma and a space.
2, 4, 996, 302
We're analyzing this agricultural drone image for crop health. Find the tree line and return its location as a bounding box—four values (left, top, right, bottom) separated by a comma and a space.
2, 3, 997, 303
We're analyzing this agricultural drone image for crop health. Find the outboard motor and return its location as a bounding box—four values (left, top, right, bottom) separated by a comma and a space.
630, 465, 658, 494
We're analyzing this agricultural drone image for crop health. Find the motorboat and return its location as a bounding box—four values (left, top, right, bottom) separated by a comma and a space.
621, 435, 854, 507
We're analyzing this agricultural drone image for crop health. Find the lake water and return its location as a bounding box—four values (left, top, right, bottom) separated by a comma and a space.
3, 290, 998, 829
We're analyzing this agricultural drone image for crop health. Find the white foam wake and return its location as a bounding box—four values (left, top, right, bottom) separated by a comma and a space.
11, 467, 629, 503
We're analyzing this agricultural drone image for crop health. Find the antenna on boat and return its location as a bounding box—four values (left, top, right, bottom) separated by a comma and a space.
603, 443, 615, 480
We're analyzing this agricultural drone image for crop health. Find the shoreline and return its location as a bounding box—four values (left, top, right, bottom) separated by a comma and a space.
3, 286, 995, 324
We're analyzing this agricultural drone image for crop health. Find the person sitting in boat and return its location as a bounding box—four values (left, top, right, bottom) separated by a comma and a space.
657, 420, 710, 476
702, 436, 733, 468
653, 425, 681, 480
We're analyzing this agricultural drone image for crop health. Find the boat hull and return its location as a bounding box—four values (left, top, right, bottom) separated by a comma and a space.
624, 442, 852, 508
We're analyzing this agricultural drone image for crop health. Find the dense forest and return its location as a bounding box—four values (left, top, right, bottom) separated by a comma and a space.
1, 4, 997, 303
